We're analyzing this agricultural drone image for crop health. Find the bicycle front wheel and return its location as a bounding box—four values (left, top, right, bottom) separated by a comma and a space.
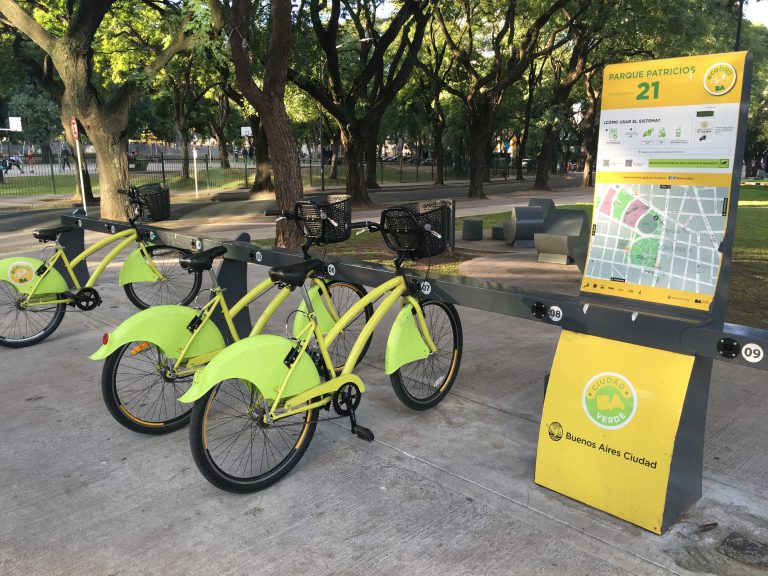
0, 281, 66, 348
189, 379, 317, 493
101, 341, 194, 434
324, 280, 374, 371
123, 245, 202, 309
390, 300, 463, 410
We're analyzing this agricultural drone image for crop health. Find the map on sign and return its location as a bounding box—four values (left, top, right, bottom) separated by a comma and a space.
585, 183, 727, 296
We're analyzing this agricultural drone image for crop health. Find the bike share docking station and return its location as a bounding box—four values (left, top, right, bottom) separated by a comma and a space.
58, 50, 766, 534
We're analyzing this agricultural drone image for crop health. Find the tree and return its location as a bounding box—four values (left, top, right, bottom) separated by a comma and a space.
290, 0, 430, 206
0, 0, 197, 218
208, 0, 303, 248
428, 0, 581, 199
6, 83, 59, 145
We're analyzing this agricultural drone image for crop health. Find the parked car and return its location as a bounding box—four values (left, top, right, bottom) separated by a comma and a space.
420, 158, 435, 166
383, 155, 399, 162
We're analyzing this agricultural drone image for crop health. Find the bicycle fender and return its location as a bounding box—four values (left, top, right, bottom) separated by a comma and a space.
0, 257, 68, 295
178, 334, 321, 403
118, 247, 160, 286
90, 305, 225, 361
292, 283, 336, 338
384, 304, 430, 375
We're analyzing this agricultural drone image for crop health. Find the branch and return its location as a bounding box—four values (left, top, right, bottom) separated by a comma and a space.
0, 0, 57, 53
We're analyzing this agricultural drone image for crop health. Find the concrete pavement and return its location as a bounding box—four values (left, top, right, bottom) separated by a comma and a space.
1, 176, 767, 575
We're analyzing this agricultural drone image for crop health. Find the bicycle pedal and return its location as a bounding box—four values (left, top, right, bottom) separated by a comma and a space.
353, 425, 374, 442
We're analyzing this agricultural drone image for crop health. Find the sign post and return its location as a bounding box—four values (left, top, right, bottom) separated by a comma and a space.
71, 116, 87, 215
535, 52, 752, 533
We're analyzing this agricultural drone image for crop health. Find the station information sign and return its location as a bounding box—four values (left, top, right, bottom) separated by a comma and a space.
581, 52, 749, 310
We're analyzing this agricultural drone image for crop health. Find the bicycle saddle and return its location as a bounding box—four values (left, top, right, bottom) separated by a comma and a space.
268, 259, 325, 287
33, 226, 77, 242
179, 246, 227, 271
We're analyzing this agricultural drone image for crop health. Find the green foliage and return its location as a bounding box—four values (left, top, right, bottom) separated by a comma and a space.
6, 84, 60, 144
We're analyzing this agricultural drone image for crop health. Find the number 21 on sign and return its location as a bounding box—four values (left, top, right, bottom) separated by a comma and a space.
636, 81, 660, 100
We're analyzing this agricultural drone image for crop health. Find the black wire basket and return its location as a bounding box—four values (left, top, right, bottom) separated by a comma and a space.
380, 204, 447, 258
295, 195, 351, 245
134, 183, 171, 222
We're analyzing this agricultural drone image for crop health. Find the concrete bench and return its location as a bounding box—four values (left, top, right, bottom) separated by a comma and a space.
502, 198, 556, 247
534, 209, 590, 265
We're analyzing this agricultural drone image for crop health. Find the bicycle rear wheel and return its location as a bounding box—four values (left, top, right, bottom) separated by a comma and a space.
0, 281, 66, 348
123, 245, 202, 309
324, 280, 373, 371
101, 341, 194, 434
189, 379, 317, 493
390, 300, 462, 410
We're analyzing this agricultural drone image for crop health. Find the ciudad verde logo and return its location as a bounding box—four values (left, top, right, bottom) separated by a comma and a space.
703, 62, 737, 96
8, 262, 35, 285
582, 372, 637, 429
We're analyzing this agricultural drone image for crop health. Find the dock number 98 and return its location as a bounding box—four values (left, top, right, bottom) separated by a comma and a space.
548, 306, 563, 322
742, 343, 764, 364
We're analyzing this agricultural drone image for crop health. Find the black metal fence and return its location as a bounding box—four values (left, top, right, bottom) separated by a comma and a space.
0, 151, 516, 197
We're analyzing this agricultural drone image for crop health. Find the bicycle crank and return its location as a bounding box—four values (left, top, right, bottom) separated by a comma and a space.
334, 384, 374, 442
73, 287, 102, 311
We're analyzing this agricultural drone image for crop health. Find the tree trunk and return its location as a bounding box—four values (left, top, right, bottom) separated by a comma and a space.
177, 120, 191, 180
88, 128, 130, 220
340, 123, 372, 206
60, 112, 95, 205
252, 121, 274, 192
467, 115, 491, 199
211, 124, 230, 168
365, 119, 380, 189
533, 125, 556, 190
433, 120, 445, 185
259, 102, 302, 248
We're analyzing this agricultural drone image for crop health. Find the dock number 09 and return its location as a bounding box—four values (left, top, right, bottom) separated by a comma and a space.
742, 343, 764, 364
636, 81, 660, 100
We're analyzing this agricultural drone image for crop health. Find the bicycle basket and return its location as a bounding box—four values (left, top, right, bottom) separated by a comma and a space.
295, 195, 351, 244
133, 183, 171, 222
380, 205, 447, 258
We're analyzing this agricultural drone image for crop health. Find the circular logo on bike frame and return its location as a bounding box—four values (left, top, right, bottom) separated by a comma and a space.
582, 372, 637, 430
703, 62, 737, 96
8, 261, 35, 286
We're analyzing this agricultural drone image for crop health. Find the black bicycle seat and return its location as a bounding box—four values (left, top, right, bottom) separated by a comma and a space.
33, 226, 77, 242
179, 246, 227, 271
268, 259, 325, 287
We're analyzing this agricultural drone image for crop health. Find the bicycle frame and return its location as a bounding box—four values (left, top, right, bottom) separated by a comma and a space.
268, 274, 438, 421
175, 276, 341, 374
23, 228, 164, 306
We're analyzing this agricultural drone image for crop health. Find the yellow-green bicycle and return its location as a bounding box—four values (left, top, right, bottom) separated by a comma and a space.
182, 205, 463, 493
0, 187, 201, 348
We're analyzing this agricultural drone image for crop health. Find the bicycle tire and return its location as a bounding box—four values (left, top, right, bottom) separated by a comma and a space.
101, 341, 194, 434
324, 280, 374, 372
390, 300, 462, 410
123, 245, 202, 309
0, 281, 66, 348
189, 379, 317, 493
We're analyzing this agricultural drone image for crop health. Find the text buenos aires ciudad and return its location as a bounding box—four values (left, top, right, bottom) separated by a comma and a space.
563, 432, 657, 469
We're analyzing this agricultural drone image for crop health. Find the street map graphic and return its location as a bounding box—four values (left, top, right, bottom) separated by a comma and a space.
585, 183, 728, 295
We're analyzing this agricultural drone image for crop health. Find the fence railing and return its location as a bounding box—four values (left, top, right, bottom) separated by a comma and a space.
0, 152, 515, 197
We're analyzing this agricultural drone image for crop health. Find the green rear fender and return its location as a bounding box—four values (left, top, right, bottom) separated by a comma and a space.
89, 305, 225, 361
178, 334, 321, 404
0, 256, 68, 295
292, 283, 336, 338
119, 246, 160, 286
384, 304, 430, 375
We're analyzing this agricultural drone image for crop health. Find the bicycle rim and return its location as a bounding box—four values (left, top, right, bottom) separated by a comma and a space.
124, 246, 202, 309
324, 281, 373, 370
0, 281, 65, 347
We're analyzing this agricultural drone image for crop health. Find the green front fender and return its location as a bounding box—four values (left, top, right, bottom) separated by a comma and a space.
384, 304, 430, 375
292, 283, 336, 338
0, 257, 68, 295
90, 305, 226, 361
119, 246, 160, 286
178, 334, 321, 404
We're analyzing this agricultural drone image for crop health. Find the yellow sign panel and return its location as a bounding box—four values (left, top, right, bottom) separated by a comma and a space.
535, 331, 695, 533
582, 52, 748, 310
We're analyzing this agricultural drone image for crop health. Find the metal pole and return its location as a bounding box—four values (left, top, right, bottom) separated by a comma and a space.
74, 140, 87, 215
244, 149, 249, 188
49, 149, 56, 194
193, 146, 199, 199
160, 152, 166, 183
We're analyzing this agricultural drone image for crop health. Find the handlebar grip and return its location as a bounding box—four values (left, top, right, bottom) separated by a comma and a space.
264, 210, 282, 217
348, 221, 368, 229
